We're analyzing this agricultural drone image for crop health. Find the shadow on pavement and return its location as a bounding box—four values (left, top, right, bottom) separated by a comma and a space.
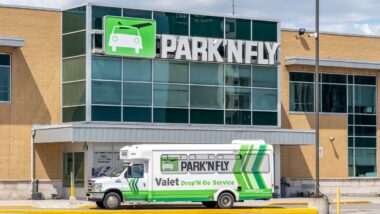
89, 204, 285, 210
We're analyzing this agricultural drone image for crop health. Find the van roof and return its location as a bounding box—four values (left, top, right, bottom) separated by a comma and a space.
120, 141, 271, 152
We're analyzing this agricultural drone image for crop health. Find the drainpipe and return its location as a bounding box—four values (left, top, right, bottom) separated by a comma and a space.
31, 129, 41, 199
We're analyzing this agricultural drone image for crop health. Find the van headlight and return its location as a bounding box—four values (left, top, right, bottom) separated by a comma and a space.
93, 183, 102, 192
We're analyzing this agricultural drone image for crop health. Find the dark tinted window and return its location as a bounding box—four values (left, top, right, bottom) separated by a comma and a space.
252, 111, 277, 126
289, 72, 314, 82
92, 106, 121, 121
154, 12, 189, 35
92, 6, 122, 29
348, 75, 353, 84
355, 138, 376, 148
0, 54, 10, 66
123, 107, 151, 122
0, 66, 10, 101
225, 18, 250, 40
123, 9, 151, 19
62, 31, 86, 58
225, 110, 251, 125
190, 109, 223, 124
322, 74, 346, 83
355, 76, 376, 85
355, 115, 376, 125
355, 126, 376, 136
321, 84, 346, 113
62, 106, 86, 122
190, 15, 224, 38
153, 108, 188, 123
290, 82, 314, 112
252, 20, 277, 42
63, 6, 86, 33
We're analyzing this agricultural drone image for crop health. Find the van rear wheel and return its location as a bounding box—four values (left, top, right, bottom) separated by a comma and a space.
202, 201, 217, 208
103, 192, 121, 209
217, 192, 234, 208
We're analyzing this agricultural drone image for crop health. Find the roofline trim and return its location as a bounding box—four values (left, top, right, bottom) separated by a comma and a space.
286, 56, 380, 70
282, 28, 380, 39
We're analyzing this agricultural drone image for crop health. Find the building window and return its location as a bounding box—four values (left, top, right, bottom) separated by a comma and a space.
63, 152, 84, 187
62, 6, 86, 34
321, 84, 346, 113
225, 18, 251, 40
92, 6, 122, 30
154, 12, 189, 36
225, 64, 251, 87
123, 8, 151, 19
290, 82, 314, 112
190, 15, 224, 38
153, 60, 188, 84
252, 20, 277, 42
0, 54, 11, 102
289, 72, 314, 112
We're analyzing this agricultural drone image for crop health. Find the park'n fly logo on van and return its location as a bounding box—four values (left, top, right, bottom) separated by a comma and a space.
104, 16, 156, 58
161, 156, 179, 172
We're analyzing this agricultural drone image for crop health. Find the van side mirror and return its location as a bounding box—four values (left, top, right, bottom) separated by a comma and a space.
124, 171, 128, 179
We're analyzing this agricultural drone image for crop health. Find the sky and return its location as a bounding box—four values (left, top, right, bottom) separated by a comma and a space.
2, 0, 380, 36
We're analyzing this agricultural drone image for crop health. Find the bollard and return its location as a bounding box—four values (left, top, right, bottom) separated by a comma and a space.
308, 197, 330, 214
336, 187, 340, 214
69, 171, 76, 201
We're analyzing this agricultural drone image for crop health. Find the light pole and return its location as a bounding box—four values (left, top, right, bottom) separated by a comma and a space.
314, 0, 320, 197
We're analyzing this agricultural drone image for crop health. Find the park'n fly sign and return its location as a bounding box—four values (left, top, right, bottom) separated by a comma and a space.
104, 16, 279, 65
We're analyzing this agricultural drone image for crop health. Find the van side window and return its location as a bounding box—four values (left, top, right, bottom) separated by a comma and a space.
188, 154, 215, 174
242, 154, 270, 173
215, 154, 241, 174
127, 164, 144, 178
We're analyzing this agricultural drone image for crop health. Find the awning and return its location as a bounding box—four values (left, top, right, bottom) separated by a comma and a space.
32, 123, 315, 145
286, 56, 380, 70
0, 36, 24, 47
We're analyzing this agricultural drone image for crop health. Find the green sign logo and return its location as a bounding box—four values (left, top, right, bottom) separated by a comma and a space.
104, 16, 156, 58
161, 157, 178, 172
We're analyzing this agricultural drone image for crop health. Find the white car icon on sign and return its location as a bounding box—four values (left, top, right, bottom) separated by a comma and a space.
108, 25, 143, 54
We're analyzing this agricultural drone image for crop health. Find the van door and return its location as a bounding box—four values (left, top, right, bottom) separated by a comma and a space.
123, 163, 148, 201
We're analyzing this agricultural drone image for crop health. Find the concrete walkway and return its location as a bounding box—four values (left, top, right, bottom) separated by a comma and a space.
0, 196, 375, 209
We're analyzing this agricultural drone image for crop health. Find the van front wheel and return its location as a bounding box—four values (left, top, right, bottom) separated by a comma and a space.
96, 201, 105, 209
202, 201, 217, 208
103, 192, 121, 209
217, 192, 234, 208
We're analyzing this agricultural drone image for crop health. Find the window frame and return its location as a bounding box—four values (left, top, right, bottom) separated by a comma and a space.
0, 53, 11, 104
127, 163, 145, 178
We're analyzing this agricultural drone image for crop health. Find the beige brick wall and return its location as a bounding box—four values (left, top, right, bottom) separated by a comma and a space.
281, 30, 380, 179
35, 144, 63, 180
0, 7, 61, 180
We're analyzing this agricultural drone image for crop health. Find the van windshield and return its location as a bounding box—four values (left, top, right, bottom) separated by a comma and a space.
109, 163, 129, 177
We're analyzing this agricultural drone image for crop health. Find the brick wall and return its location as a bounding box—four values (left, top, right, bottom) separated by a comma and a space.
0, 7, 61, 181
281, 30, 380, 179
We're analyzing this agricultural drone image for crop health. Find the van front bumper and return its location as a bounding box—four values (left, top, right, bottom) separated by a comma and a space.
86, 192, 104, 202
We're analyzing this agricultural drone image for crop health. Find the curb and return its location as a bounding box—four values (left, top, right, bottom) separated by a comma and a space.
265, 202, 307, 206
266, 201, 371, 206
0, 208, 318, 214
331, 201, 370, 205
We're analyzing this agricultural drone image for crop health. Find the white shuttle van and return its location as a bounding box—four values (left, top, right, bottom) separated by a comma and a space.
87, 140, 273, 209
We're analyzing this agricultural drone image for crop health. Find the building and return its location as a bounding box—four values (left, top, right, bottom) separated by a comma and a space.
0, 2, 378, 199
